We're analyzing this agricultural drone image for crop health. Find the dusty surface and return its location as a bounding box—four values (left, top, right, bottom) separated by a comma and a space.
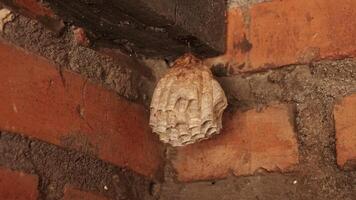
0, 13, 162, 200
0, 9, 355, 200
0, 11, 165, 106
1, 0, 226, 58
0, 40, 163, 178
159, 59, 356, 200
0, 132, 158, 200
0, 14, 148, 101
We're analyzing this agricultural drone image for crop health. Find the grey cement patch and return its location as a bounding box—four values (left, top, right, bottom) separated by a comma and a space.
159, 59, 356, 200
0, 10, 356, 200
0, 14, 145, 101
0, 132, 158, 200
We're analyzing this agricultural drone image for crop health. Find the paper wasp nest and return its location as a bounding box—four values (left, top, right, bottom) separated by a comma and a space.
149, 54, 227, 146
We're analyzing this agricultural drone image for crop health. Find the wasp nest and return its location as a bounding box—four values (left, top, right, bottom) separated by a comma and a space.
149, 54, 228, 146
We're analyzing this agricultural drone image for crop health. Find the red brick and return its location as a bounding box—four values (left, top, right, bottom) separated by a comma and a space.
334, 94, 356, 169
0, 41, 163, 178
63, 187, 108, 200
3, 0, 64, 32
0, 167, 38, 200
10, 0, 54, 18
220, 0, 356, 73
205, 9, 248, 74
226, 8, 247, 63
172, 104, 299, 182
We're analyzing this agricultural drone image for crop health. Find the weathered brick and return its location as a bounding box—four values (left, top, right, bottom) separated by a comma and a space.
2, 0, 64, 32
172, 104, 299, 182
63, 186, 108, 200
334, 94, 356, 169
0, 41, 163, 178
9, 0, 54, 18
0, 167, 38, 200
222, 0, 356, 73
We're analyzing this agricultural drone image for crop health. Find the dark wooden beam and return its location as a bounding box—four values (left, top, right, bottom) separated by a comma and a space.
1, 0, 226, 58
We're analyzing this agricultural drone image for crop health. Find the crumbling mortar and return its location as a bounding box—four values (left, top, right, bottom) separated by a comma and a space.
1, 6, 356, 200
0, 131, 157, 200
0, 14, 144, 101
160, 58, 356, 199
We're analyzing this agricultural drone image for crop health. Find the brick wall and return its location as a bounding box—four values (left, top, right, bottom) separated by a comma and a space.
0, 7, 163, 199
0, 0, 355, 200
161, 1, 356, 199
207, 0, 356, 74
